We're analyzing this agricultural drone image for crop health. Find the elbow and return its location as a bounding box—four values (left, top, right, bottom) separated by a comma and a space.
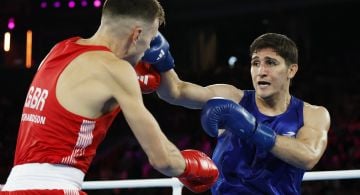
302, 161, 316, 171
300, 146, 326, 170
299, 155, 320, 170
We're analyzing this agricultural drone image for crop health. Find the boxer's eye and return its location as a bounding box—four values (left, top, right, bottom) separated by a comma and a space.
251, 60, 260, 67
265, 59, 278, 66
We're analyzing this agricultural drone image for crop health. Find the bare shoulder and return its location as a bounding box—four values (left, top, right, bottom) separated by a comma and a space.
76, 51, 137, 89
73, 50, 139, 97
81, 51, 133, 76
303, 102, 329, 116
303, 102, 331, 130
57, 51, 136, 117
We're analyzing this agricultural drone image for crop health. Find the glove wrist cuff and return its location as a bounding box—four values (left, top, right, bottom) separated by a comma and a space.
251, 123, 276, 151
178, 155, 192, 178
153, 51, 175, 72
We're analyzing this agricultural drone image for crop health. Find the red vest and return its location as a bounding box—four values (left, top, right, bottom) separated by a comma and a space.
14, 37, 121, 173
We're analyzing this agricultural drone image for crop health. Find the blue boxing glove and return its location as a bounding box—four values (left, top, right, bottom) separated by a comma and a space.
142, 32, 175, 72
200, 97, 276, 151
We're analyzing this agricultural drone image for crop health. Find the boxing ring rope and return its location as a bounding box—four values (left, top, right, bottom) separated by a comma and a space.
81, 169, 360, 195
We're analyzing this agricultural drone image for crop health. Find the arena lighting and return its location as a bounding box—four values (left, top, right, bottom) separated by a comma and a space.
26, 30, 33, 68
228, 56, 237, 69
81, 0, 88, 7
3, 32, 11, 52
8, 18, 15, 30
93, 0, 102, 8
39, 0, 105, 9
40, 1, 47, 8
68, 0, 76, 8
53, 1, 61, 8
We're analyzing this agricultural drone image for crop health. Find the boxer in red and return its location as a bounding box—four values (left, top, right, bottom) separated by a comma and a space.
1, 0, 218, 194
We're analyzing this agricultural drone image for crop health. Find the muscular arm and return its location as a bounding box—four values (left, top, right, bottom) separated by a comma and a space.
271, 104, 331, 170
104, 58, 185, 177
142, 32, 243, 109
157, 69, 243, 109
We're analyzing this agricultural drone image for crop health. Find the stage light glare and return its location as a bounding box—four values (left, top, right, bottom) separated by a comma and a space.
93, 0, 102, 8
8, 18, 15, 30
53, 1, 61, 8
68, 1, 76, 8
40, 1, 47, 8
81, 0, 88, 7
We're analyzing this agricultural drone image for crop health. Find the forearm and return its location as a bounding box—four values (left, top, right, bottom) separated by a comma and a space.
125, 106, 185, 176
271, 135, 324, 170
152, 139, 186, 177
142, 33, 242, 108
157, 70, 211, 109
137, 124, 185, 177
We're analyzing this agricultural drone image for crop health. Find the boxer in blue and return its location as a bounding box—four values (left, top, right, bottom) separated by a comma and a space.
137, 32, 331, 194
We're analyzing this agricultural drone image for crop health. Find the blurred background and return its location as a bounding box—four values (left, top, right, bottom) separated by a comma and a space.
1, 0, 360, 194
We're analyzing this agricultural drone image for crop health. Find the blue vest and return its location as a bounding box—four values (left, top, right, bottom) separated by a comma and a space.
211, 90, 305, 195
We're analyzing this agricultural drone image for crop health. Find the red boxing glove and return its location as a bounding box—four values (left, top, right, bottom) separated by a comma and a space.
178, 149, 219, 193
134, 61, 161, 94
